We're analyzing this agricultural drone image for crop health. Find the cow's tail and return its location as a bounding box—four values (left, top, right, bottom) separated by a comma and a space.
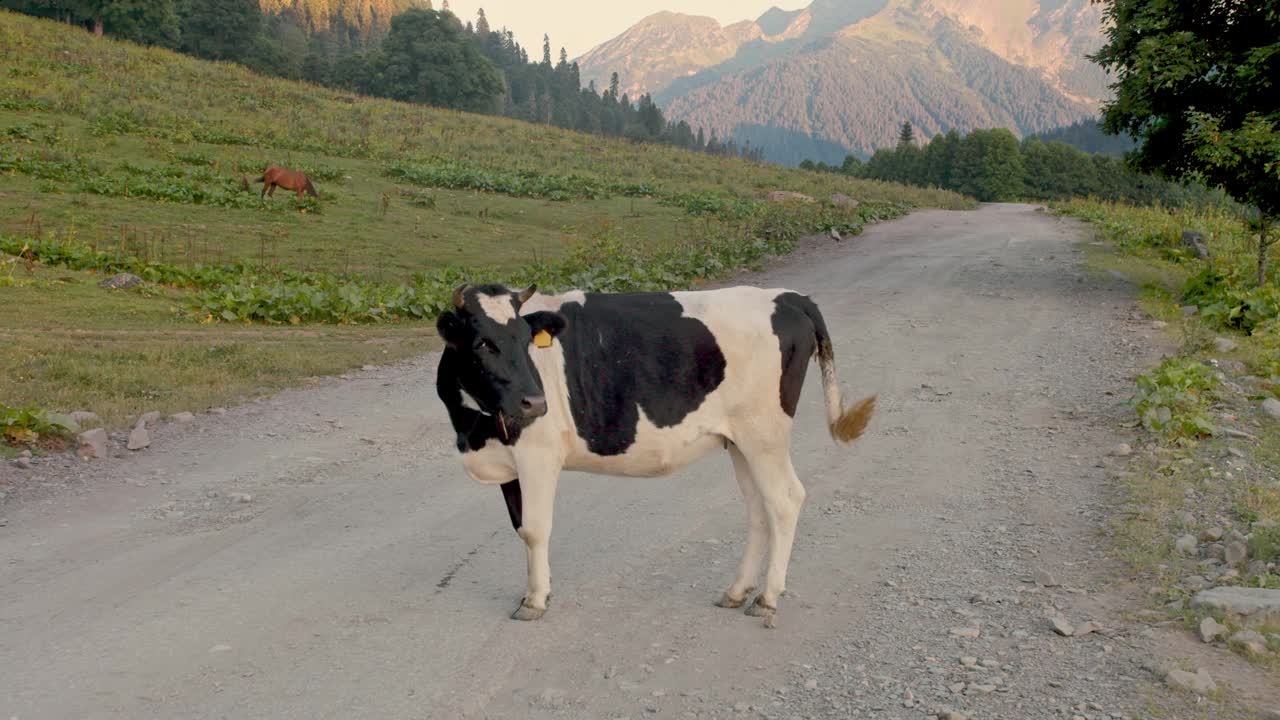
801, 297, 876, 444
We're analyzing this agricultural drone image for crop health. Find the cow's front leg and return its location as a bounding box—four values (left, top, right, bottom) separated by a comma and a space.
510, 464, 559, 621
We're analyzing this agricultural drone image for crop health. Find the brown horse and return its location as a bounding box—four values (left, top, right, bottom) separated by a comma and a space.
254, 166, 318, 200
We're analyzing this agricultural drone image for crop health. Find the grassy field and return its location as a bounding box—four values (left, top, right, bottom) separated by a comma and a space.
0, 10, 970, 436
0, 11, 968, 277
0, 261, 436, 430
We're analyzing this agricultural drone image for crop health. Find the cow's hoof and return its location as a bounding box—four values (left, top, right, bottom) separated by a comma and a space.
511, 598, 547, 621
715, 590, 750, 609
744, 595, 776, 617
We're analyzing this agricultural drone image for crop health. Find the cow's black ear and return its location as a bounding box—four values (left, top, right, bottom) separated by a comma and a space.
436, 311, 465, 346
525, 311, 567, 337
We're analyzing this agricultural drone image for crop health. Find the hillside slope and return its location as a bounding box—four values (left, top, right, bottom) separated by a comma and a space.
0, 10, 962, 276
579, 0, 1108, 164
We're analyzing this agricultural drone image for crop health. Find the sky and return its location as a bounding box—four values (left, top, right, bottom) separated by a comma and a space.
441, 1, 810, 59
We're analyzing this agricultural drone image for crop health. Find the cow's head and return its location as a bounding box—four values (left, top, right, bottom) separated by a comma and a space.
436, 283, 566, 429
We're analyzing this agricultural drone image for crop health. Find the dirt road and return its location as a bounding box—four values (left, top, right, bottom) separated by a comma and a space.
1, 204, 1167, 719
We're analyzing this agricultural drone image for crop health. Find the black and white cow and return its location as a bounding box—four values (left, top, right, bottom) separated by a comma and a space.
435, 283, 875, 622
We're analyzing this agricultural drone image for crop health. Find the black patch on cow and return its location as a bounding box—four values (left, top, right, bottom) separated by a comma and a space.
500, 479, 522, 530
555, 293, 726, 456
770, 292, 824, 417
436, 347, 515, 450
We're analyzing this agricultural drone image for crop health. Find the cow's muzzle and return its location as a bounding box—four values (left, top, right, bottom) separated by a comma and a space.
520, 395, 548, 419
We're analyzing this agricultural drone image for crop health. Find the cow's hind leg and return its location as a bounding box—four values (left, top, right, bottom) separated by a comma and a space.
716, 443, 767, 609
510, 469, 558, 621
741, 447, 806, 618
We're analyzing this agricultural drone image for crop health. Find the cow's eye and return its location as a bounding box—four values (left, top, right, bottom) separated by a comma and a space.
476, 339, 499, 354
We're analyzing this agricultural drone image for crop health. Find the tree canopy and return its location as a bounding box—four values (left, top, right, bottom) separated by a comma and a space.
364, 8, 501, 112
803, 125, 1224, 208
1092, 0, 1280, 282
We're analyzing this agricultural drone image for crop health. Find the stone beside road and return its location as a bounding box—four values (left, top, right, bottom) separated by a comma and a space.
1191, 587, 1280, 628
77, 428, 108, 460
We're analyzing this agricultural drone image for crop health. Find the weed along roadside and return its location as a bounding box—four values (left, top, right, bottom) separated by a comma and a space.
1059, 199, 1280, 714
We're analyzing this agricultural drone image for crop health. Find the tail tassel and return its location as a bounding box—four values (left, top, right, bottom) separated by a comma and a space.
830, 395, 876, 443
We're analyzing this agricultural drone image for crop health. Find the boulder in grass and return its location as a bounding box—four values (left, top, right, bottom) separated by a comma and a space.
829, 193, 860, 209
99, 273, 143, 289
766, 191, 815, 204
1181, 229, 1210, 259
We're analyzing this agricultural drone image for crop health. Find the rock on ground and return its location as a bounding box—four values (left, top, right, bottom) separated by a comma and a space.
77, 428, 108, 460
1225, 541, 1249, 566
1175, 534, 1198, 555
1213, 337, 1238, 353
171, 412, 195, 423
1050, 617, 1075, 637
1263, 397, 1280, 420
1229, 630, 1269, 656
1034, 568, 1061, 587
1182, 230, 1211, 259
1166, 668, 1217, 694
828, 193, 859, 209
765, 190, 815, 204
1192, 587, 1280, 627
127, 427, 150, 451
136, 411, 160, 427
1199, 616, 1227, 643
98, 272, 143, 289
1199, 527, 1224, 542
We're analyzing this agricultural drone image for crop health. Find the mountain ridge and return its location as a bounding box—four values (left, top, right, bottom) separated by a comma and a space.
578, 0, 1109, 164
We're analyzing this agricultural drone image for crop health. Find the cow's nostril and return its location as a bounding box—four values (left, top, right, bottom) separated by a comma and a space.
521, 396, 548, 417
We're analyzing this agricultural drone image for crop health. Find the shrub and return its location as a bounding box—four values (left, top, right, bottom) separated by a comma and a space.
1250, 524, 1280, 565
384, 159, 655, 201
1132, 357, 1219, 442
1, 403, 76, 446
1183, 264, 1280, 333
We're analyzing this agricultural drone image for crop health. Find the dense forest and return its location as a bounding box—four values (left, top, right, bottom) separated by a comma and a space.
802, 123, 1221, 207
0, 0, 760, 159
1028, 118, 1138, 158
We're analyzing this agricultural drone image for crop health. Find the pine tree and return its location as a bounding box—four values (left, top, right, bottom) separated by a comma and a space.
608, 71, 619, 99
541, 34, 551, 65
475, 7, 488, 36
897, 120, 915, 147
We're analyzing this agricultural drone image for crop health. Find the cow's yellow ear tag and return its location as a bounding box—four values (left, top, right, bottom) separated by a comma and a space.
533, 330, 553, 348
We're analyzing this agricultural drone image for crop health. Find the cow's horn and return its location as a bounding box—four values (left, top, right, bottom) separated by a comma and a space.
517, 284, 537, 304
452, 283, 470, 308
